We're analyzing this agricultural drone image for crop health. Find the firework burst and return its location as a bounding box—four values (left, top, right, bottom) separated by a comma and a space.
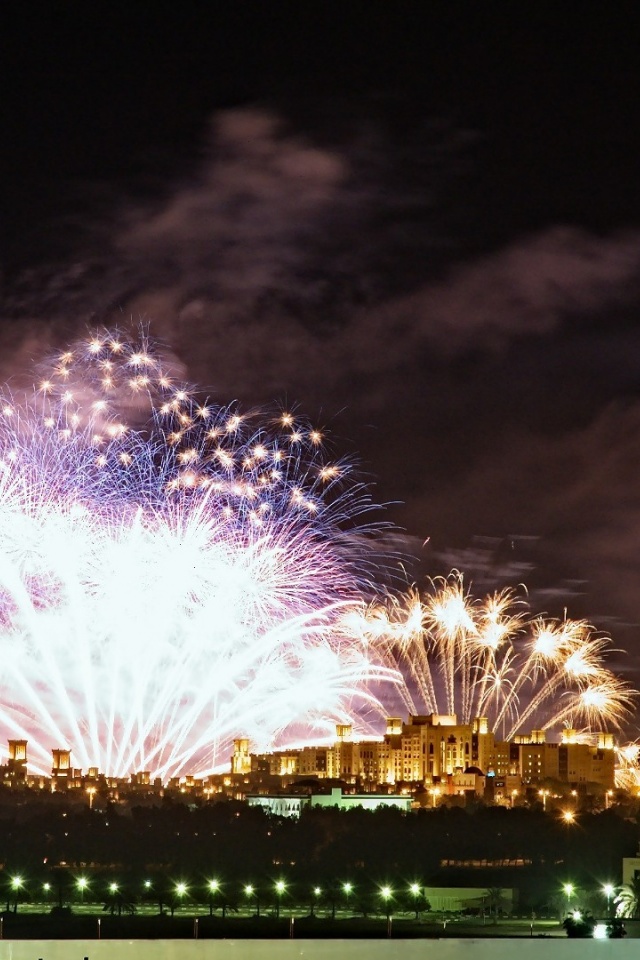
357, 573, 635, 741
0, 329, 401, 779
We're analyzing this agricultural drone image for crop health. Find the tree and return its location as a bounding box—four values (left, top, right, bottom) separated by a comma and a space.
563, 911, 595, 937
615, 878, 640, 919
400, 885, 430, 920
483, 887, 507, 924
606, 919, 627, 938
102, 885, 136, 917
47, 867, 71, 910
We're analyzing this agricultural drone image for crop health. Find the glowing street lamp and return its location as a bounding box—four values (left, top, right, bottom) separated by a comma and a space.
342, 881, 353, 915
244, 883, 259, 918
379, 884, 393, 919
603, 883, 615, 916
409, 882, 424, 919
43, 881, 51, 902
8, 876, 24, 914
605, 790, 614, 809
274, 879, 286, 918
563, 883, 574, 913
429, 786, 441, 808
538, 789, 550, 811
207, 879, 220, 916
76, 876, 89, 903
311, 885, 322, 917
562, 810, 575, 824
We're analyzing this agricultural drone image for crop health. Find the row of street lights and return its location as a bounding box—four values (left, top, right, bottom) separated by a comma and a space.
5, 874, 621, 919
5, 875, 426, 913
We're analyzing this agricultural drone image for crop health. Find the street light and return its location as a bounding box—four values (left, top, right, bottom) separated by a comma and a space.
311, 886, 322, 918
380, 885, 393, 919
76, 876, 88, 903
409, 882, 423, 920
274, 880, 286, 918
563, 883, 574, 914
562, 810, 575, 824
603, 883, 615, 916
605, 790, 614, 809
538, 789, 550, 811
244, 883, 259, 917
9, 876, 23, 914
343, 881, 353, 915
207, 879, 220, 916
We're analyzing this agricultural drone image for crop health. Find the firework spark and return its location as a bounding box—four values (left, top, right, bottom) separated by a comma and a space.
0, 329, 401, 779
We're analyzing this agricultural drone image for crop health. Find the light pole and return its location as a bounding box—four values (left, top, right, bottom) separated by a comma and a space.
538, 788, 550, 811
245, 883, 259, 917
76, 876, 88, 905
175, 881, 188, 916
603, 883, 615, 917
208, 879, 220, 917
563, 883, 574, 916
311, 886, 322, 918
409, 882, 422, 920
380, 885, 393, 919
275, 880, 286, 918
342, 882, 353, 916
107, 881, 119, 916
9, 877, 23, 914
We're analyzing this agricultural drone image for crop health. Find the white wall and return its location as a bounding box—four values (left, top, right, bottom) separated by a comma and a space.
0, 939, 636, 960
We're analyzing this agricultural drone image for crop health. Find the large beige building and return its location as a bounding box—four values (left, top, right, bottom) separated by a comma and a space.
235, 713, 616, 797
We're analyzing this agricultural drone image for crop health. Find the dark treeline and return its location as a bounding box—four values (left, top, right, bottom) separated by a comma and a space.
0, 796, 637, 911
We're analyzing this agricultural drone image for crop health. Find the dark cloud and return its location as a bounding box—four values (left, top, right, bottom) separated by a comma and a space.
5, 109, 640, 406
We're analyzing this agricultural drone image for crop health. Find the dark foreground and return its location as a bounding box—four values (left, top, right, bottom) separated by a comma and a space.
0, 913, 610, 940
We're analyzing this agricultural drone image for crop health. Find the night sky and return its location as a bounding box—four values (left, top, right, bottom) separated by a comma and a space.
4, 9, 640, 705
